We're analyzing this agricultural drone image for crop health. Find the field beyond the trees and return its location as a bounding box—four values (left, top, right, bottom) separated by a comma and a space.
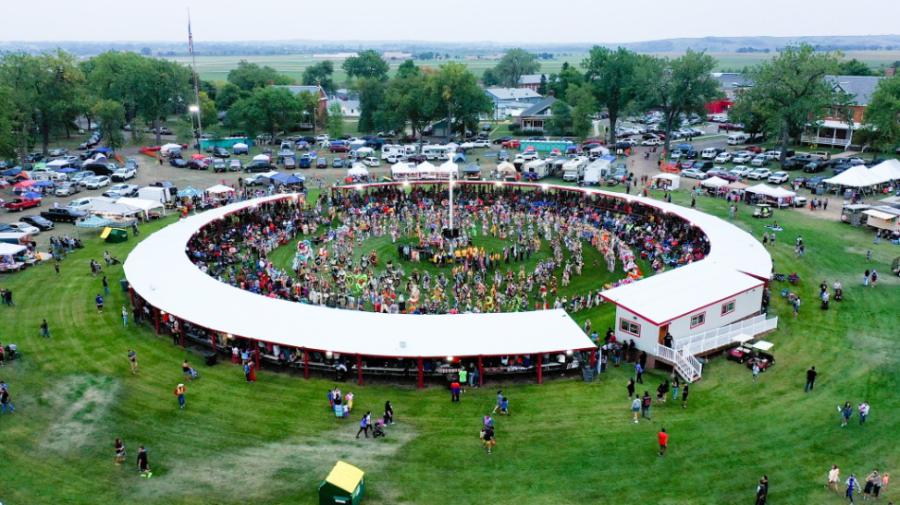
0, 187, 898, 505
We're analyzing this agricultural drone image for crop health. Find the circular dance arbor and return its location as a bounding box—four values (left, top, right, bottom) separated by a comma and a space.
124, 181, 770, 386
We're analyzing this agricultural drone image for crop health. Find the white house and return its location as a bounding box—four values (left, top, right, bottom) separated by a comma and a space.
601, 262, 766, 377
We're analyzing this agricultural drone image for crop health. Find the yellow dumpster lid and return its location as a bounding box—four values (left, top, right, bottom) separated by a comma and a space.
100, 227, 112, 239
325, 461, 364, 493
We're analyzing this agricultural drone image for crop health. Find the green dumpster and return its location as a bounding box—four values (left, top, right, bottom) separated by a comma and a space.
101, 227, 129, 243
318, 461, 365, 505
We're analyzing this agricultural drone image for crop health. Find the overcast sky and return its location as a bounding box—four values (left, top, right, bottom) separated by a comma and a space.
2, 0, 898, 43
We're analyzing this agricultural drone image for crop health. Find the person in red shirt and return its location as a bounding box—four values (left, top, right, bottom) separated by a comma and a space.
658, 428, 669, 456
450, 381, 461, 402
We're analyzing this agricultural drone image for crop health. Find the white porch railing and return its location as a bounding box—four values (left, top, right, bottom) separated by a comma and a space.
654, 343, 703, 383
675, 314, 778, 357
800, 134, 851, 148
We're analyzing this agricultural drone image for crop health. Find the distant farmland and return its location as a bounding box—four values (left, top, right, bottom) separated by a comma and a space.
171, 51, 900, 83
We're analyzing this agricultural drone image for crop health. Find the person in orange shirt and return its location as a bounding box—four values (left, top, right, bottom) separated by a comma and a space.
174, 383, 186, 409
658, 428, 669, 456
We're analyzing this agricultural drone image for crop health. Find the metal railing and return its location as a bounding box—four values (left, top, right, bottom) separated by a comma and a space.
800, 135, 851, 147
675, 315, 778, 357
654, 343, 702, 382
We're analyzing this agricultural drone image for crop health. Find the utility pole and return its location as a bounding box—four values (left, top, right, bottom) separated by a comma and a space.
188, 10, 203, 153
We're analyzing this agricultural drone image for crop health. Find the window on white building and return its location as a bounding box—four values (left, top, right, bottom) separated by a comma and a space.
721, 300, 736, 316
690, 312, 706, 329
619, 318, 641, 336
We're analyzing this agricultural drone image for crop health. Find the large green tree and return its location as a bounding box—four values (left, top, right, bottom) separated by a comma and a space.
487, 48, 541, 88
426, 63, 492, 140
0, 86, 17, 160
81, 51, 149, 142
567, 83, 598, 140
376, 63, 432, 138
643, 51, 721, 153
356, 78, 386, 133
216, 82, 248, 111
302, 61, 336, 94
228, 87, 303, 139
734, 44, 839, 158
227, 60, 292, 91
582, 47, 645, 146
546, 100, 572, 136
862, 73, 900, 152
137, 58, 193, 145
327, 102, 344, 139
91, 99, 126, 151
837, 58, 874, 76
547, 62, 584, 100
342, 50, 389, 81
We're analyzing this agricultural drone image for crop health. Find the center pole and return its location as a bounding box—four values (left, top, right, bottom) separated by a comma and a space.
448, 172, 454, 231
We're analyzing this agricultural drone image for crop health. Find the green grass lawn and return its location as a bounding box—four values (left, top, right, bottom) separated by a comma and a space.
0, 185, 898, 504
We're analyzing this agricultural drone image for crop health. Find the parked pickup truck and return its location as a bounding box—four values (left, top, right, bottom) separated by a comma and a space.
40, 207, 87, 223
3, 198, 42, 212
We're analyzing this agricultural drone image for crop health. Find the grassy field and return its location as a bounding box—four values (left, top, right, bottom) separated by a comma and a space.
172, 51, 900, 83
0, 185, 898, 504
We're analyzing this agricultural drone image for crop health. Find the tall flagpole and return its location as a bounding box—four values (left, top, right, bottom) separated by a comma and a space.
188, 10, 203, 153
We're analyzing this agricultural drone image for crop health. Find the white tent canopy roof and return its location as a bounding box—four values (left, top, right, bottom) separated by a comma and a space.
252, 154, 271, 162
348, 164, 369, 176
745, 183, 796, 199
206, 184, 236, 195
114, 197, 164, 213
390, 162, 412, 176
0, 243, 27, 256
867, 159, 900, 183
823, 165, 882, 188
124, 194, 594, 358
701, 176, 729, 188
416, 161, 436, 173
88, 197, 143, 216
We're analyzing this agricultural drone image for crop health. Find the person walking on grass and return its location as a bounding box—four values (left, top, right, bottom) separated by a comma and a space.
383, 401, 394, 425
626, 378, 635, 398
805, 366, 818, 392
481, 424, 496, 454
356, 411, 372, 438
492, 390, 503, 413
847, 474, 860, 503
122, 306, 129, 327
657, 428, 668, 456
828, 465, 841, 494
0, 387, 13, 414
128, 349, 138, 374
858, 401, 870, 425
635, 362, 644, 384
752, 363, 761, 383
114, 438, 126, 465
681, 383, 690, 408
864, 470, 879, 501
839, 401, 853, 427
174, 383, 186, 409
95, 294, 104, 313
450, 380, 461, 402
137, 445, 151, 478
102, 275, 110, 296
40, 319, 50, 338
631, 396, 641, 424
756, 475, 769, 505
641, 391, 652, 420
672, 376, 680, 401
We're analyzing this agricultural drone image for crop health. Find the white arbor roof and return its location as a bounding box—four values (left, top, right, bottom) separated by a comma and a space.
124, 194, 594, 358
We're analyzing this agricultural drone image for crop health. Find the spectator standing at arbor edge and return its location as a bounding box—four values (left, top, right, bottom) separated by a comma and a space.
805, 366, 817, 392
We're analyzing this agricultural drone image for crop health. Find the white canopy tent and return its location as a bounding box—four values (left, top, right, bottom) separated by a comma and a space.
206, 184, 236, 195
497, 161, 517, 179
868, 159, 900, 183
114, 197, 166, 218
701, 176, 729, 189
0, 243, 27, 256
390, 162, 413, 179
745, 183, 796, 206
347, 164, 369, 178
160, 143, 182, 156
87, 197, 143, 217
823, 165, 884, 188
651, 173, 680, 190
252, 154, 271, 163
437, 160, 459, 179
416, 161, 437, 178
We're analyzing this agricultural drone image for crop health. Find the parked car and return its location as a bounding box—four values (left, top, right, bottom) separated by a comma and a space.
4, 198, 41, 212
169, 158, 188, 168
187, 158, 210, 170
211, 159, 228, 172
803, 160, 831, 173
244, 160, 274, 173
768, 171, 790, 184
473, 139, 491, 148
750, 155, 769, 167
70, 171, 95, 187
316, 157, 328, 169
641, 138, 663, 146
693, 160, 714, 172
714, 152, 732, 164
363, 157, 381, 167
20, 215, 55, 231
747, 168, 772, 180
211, 146, 231, 158
83, 176, 111, 189
103, 183, 138, 198
763, 150, 782, 161
707, 169, 739, 182
729, 166, 751, 178
111, 167, 136, 181
332, 157, 345, 168
5, 222, 40, 234
732, 151, 753, 164
54, 182, 81, 196
40, 207, 86, 223
681, 168, 707, 179
501, 139, 521, 149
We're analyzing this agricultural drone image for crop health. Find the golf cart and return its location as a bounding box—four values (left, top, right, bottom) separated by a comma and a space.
752, 203, 773, 219
728, 340, 775, 370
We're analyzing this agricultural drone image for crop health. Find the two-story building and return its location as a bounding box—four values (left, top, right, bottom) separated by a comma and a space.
272, 84, 329, 125
801, 75, 883, 148
516, 97, 557, 133
517, 74, 547, 92
484, 87, 543, 120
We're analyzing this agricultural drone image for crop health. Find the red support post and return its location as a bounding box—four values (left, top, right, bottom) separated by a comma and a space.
303, 349, 310, 379
154, 309, 160, 334
128, 287, 135, 308
254, 342, 261, 369
210, 332, 216, 350
357, 354, 363, 386
536, 354, 543, 384
417, 358, 424, 389
478, 356, 484, 386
